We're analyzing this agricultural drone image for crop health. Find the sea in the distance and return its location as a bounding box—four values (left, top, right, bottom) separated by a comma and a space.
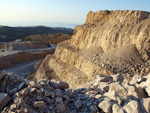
0, 22, 79, 29
46, 23, 78, 29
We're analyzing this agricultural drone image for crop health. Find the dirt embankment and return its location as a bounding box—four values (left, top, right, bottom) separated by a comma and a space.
10, 42, 50, 50
0, 49, 55, 70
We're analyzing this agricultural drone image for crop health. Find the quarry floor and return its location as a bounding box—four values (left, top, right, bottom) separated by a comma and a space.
0, 42, 56, 77
6, 59, 42, 78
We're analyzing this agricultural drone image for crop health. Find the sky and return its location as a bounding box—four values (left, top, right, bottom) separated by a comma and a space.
0, 0, 150, 28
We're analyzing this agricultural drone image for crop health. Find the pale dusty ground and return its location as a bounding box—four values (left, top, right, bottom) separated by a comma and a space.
6, 59, 42, 78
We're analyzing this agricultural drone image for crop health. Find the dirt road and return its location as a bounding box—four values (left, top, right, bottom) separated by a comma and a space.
6, 59, 42, 78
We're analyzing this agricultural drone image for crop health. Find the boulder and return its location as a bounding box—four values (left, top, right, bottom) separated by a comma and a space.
0, 93, 11, 110
55, 97, 63, 103
33, 101, 45, 108
112, 74, 124, 83
9, 88, 18, 96
98, 98, 114, 113
21, 88, 29, 96
74, 100, 82, 110
65, 89, 73, 98
36, 95, 43, 101
54, 89, 62, 97
137, 76, 147, 84
0, 75, 9, 92
123, 100, 141, 113
109, 82, 127, 98
130, 75, 142, 85
18, 82, 25, 90
112, 104, 124, 113
10, 104, 17, 110
123, 83, 146, 100
0, 70, 7, 80
140, 98, 150, 113
98, 82, 109, 92
50, 79, 69, 89
104, 91, 122, 104
29, 81, 42, 89
94, 94, 102, 99
96, 74, 113, 82
45, 91, 52, 97
55, 103, 66, 112
140, 77, 150, 96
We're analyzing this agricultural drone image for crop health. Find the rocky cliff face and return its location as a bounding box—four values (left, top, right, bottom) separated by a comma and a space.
32, 10, 150, 89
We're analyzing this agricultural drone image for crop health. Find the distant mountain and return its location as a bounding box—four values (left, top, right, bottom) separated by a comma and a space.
0, 26, 74, 42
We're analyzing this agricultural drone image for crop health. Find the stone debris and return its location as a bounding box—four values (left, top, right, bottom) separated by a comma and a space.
104, 91, 122, 104
0, 71, 150, 113
123, 100, 141, 113
0, 70, 7, 80
98, 98, 114, 113
112, 104, 124, 113
55, 103, 66, 112
109, 82, 128, 98
9, 87, 18, 96
50, 79, 69, 89
33, 101, 46, 108
112, 74, 124, 83
140, 98, 150, 113
97, 74, 113, 82
74, 100, 82, 110
0, 93, 11, 110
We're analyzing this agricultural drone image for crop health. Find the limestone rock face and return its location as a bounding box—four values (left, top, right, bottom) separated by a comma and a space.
32, 10, 150, 89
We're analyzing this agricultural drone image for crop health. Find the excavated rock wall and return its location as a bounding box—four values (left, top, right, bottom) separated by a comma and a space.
33, 10, 150, 89
71, 10, 150, 58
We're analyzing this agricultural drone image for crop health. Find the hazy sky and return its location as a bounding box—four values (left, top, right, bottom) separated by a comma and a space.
0, 0, 150, 28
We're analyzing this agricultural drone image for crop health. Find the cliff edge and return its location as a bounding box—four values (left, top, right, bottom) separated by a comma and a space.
30, 10, 150, 89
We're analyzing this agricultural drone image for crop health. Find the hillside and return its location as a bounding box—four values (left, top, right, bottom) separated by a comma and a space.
24, 33, 71, 44
29, 10, 150, 89
0, 26, 73, 42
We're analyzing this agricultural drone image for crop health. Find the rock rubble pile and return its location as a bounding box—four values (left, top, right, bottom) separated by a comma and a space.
1, 70, 150, 113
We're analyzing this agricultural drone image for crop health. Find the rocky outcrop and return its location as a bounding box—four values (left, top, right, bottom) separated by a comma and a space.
1, 71, 150, 113
32, 10, 150, 88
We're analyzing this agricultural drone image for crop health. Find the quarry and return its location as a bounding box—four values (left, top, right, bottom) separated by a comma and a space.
0, 10, 150, 113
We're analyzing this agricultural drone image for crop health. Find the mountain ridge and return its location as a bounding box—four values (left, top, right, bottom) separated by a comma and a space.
0, 25, 73, 42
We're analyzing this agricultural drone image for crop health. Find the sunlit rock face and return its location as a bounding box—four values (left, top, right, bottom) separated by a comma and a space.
33, 10, 150, 89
